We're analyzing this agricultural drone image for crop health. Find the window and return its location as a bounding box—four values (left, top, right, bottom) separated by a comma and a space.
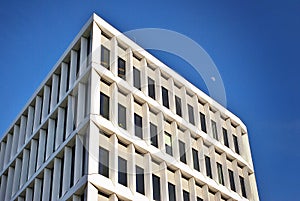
152, 174, 161, 201
118, 57, 126, 80
222, 128, 229, 147
118, 156, 127, 186
175, 96, 182, 116
200, 112, 207, 133
179, 140, 186, 164
217, 162, 224, 185
162, 87, 169, 108
100, 92, 109, 120
101, 45, 110, 69
192, 148, 200, 171
188, 104, 195, 125
148, 77, 156, 99
134, 113, 143, 139
233, 135, 240, 154
168, 182, 176, 201
118, 104, 126, 129
183, 190, 190, 201
211, 120, 218, 140
205, 156, 212, 178
99, 147, 109, 178
150, 123, 158, 148
164, 132, 172, 156
228, 169, 236, 191
133, 67, 141, 90
136, 166, 145, 195
240, 176, 247, 198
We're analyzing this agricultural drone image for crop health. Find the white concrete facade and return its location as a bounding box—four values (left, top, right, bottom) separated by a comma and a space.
0, 13, 259, 201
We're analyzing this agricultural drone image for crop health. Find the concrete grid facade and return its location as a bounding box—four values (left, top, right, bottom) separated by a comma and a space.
0, 14, 259, 201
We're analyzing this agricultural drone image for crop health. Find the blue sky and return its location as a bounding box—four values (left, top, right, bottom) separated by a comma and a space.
0, 1, 299, 200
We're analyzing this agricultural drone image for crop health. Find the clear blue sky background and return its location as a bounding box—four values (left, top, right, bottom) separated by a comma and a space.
0, 1, 299, 200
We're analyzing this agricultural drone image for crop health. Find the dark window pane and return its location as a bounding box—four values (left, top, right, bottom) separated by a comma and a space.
150, 123, 158, 148
118, 57, 126, 80
192, 148, 200, 171
228, 169, 236, 191
118, 157, 127, 186
134, 113, 143, 139
197, 197, 203, 201
233, 135, 240, 154
136, 166, 145, 195
101, 45, 110, 69
168, 182, 176, 201
152, 174, 161, 201
183, 190, 190, 201
200, 112, 207, 133
118, 104, 126, 129
164, 132, 172, 156
179, 140, 187, 164
133, 67, 141, 90
217, 162, 224, 185
205, 156, 212, 178
222, 128, 229, 147
211, 120, 218, 140
240, 176, 247, 198
175, 96, 182, 116
188, 104, 195, 125
162, 87, 169, 108
100, 92, 109, 119
99, 147, 109, 177
148, 77, 156, 99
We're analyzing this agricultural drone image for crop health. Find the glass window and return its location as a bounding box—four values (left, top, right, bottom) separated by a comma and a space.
152, 174, 161, 201
150, 123, 158, 148
168, 182, 176, 201
175, 96, 182, 117
211, 120, 218, 140
101, 45, 110, 69
228, 169, 236, 191
148, 77, 156, 99
192, 148, 200, 171
162, 87, 169, 108
136, 166, 145, 195
134, 113, 143, 139
99, 147, 109, 177
100, 92, 109, 120
217, 162, 224, 185
133, 67, 141, 90
183, 190, 190, 201
179, 140, 187, 164
118, 104, 126, 129
205, 156, 212, 178
200, 112, 207, 133
240, 176, 247, 198
233, 135, 240, 154
188, 104, 195, 125
118, 156, 127, 186
164, 132, 172, 156
222, 128, 229, 147
118, 57, 126, 80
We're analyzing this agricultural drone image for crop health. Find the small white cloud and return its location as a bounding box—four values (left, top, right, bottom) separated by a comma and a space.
211, 76, 216, 82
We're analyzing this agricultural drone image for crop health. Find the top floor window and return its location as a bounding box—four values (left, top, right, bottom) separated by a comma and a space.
211, 120, 218, 140
175, 96, 182, 117
162, 87, 169, 108
133, 67, 141, 90
200, 112, 207, 133
148, 77, 156, 99
188, 104, 195, 125
118, 57, 126, 80
233, 135, 240, 154
101, 45, 110, 69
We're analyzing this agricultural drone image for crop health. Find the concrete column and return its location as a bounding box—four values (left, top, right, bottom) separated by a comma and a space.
69, 50, 78, 89
36, 129, 46, 170
159, 162, 169, 201
80, 37, 88, 75
241, 132, 253, 165
18, 116, 27, 151
171, 122, 179, 160
214, 192, 221, 201
175, 170, 184, 201
0, 175, 7, 199
74, 135, 83, 183
209, 146, 217, 181
193, 95, 200, 129
25, 188, 33, 201
128, 144, 135, 193
46, 119, 55, 159
110, 83, 118, 125
155, 68, 162, 104
221, 153, 230, 189
4, 134, 12, 165
204, 103, 212, 138
215, 111, 223, 144
90, 69, 101, 116
12, 158, 22, 195
11, 124, 20, 159
17, 197, 25, 201
249, 172, 259, 201
242, 167, 251, 200
180, 87, 188, 121
202, 185, 210, 201
59, 62, 69, 100
62, 146, 72, 195
109, 194, 118, 201
28, 139, 38, 179
127, 94, 134, 137
4, 167, 14, 201
109, 134, 118, 185
126, 48, 133, 85
198, 138, 205, 175
188, 178, 197, 201
226, 119, 234, 151
33, 96, 42, 132
42, 168, 52, 201
33, 178, 42, 201
25, 106, 34, 141
168, 78, 175, 114
50, 74, 59, 111
142, 103, 150, 144
232, 160, 241, 195
77, 83, 86, 127
144, 153, 152, 200
110, 37, 118, 76
41, 85, 50, 122
66, 95, 75, 137
141, 58, 148, 94
86, 182, 98, 201
0, 142, 6, 170
185, 130, 193, 169
55, 107, 65, 150
88, 122, 99, 174
51, 158, 62, 201
157, 112, 165, 151
73, 195, 81, 201
20, 149, 29, 187
91, 21, 101, 68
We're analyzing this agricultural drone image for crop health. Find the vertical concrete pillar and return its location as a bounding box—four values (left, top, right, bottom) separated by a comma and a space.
188, 178, 197, 201
86, 182, 98, 201
215, 111, 223, 143
42, 168, 52, 201
127, 94, 134, 137
36, 129, 46, 170
80, 37, 88, 75
249, 172, 260, 201
74, 135, 83, 183
144, 153, 152, 200
232, 160, 241, 195
214, 191, 221, 201
204, 103, 212, 138
25, 106, 34, 141
46, 119, 55, 159
17, 197, 25, 201
33, 96, 42, 132
175, 170, 184, 201
159, 162, 169, 201
168, 78, 175, 114
18, 116, 27, 151
55, 107, 65, 149
0, 142, 6, 170
59, 62, 69, 100
209, 146, 217, 181
11, 124, 20, 159
142, 103, 150, 144
198, 138, 205, 175
27, 139, 38, 179
110, 37, 118, 76
20, 149, 29, 187
62, 146, 72, 195
226, 119, 234, 151
109, 134, 118, 185
77, 83, 86, 127
202, 185, 210, 201
141, 58, 148, 94
241, 132, 253, 165
242, 167, 251, 200
109, 194, 118, 201
69, 50, 78, 89
88, 122, 99, 174
128, 144, 135, 193
91, 21, 101, 68
221, 153, 230, 189
171, 122, 179, 161
50, 74, 59, 111
157, 112, 165, 151
4, 134, 12, 165
185, 130, 193, 169
66, 95, 75, 137
25, 188, 33, 201
110, 83, 118, 125
0, 175, 7, 199
33, 178, 42, 201
180, 87, 188, 121
12, 158, 22, 195
193, 95, 200, 129
90, 69, 101, 115
4, 167, 14, 201
126, 48, 133, 85
51, 158, 62, 201
42, 85, 50, 122
155, 68, 162, 104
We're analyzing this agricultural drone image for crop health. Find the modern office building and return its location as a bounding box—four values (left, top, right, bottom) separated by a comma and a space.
0, 13, 259, 201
